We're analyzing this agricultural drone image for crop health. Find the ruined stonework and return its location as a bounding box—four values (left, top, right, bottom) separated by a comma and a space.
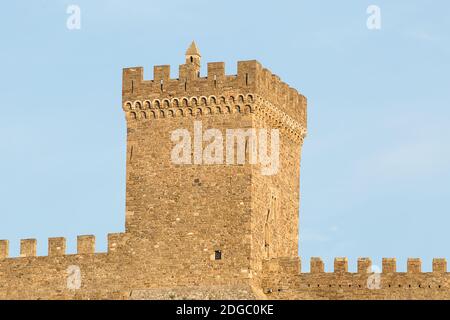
0, 43, 448, 300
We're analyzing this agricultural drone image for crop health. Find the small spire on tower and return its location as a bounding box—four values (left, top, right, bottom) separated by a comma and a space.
183, 41, 201, 78
186, 41, 201, 57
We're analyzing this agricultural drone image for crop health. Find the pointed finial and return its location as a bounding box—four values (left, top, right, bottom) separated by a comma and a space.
186, 41, 201, 57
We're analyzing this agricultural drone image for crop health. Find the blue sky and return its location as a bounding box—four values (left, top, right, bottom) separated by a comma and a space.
0, 0, 449, 271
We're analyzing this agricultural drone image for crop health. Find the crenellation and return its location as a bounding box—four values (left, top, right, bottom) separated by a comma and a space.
121, 59, 306, 130
433, 258, 447, 273
382, 258, 397, 273
261, 68, 272, 87
334, 257, 348, 273
262, 257, 450, 300
280, 82, 289, 105
0, 240, 8, 259
77, 235, 95, 255
153, 65, 171, 84
122, 67, 144, 97
237, 60, 260, 89
207, 62, 225, 88
48, 237, 66, 256
407, 258, 422, 273
310, 257, 324, 273
263, 257, 450, 275
266, 257, 443, 274
20, 239, 37, 258
357, 258, 372, 273
288, 88, 296, 106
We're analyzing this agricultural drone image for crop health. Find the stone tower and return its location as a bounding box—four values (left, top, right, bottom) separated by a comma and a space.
2, 43, 449, 300
121, 42, 307, 297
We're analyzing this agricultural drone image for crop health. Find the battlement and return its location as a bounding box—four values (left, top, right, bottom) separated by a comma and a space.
122, 59, 307, 128
122, 60, 266, 98
262, 257, 450, 299
0, 233, 125, 260
263, 257, 448, 275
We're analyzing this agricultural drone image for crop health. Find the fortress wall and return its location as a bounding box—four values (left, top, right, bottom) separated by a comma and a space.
0, 232, 259, 299
0, 234, 132, 299
262, 257, 450, 300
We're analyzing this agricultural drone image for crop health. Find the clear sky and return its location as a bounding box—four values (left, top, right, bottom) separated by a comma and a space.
0, 0, 449, 271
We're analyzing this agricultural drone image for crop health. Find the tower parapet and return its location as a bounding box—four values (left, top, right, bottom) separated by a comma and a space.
262, 257, 450, 299
122, 43, 307, 135
20, 239, 37, 257
48, 237, 66, 256
0, 240, 9, 259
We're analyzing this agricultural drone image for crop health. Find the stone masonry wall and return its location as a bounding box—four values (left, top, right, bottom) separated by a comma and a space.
262, 257, 450, 299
